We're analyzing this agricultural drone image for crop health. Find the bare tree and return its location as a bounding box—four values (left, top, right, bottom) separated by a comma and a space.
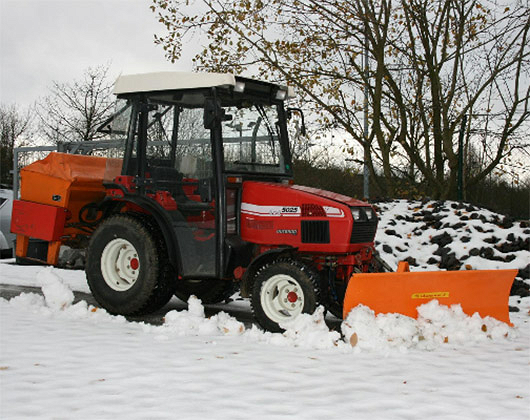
152, 0, 530, 199
36, 65, 115, 144
0, 104, 32, 185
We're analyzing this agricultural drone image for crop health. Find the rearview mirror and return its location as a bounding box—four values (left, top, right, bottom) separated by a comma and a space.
287, 107, 307, 137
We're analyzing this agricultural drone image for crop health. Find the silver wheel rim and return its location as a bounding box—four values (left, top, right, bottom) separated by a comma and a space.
101, 238, 140, 291
260, 274, 304, 323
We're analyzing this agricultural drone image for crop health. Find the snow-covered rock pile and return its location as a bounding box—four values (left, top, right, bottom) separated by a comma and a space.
374, 199, 530, 297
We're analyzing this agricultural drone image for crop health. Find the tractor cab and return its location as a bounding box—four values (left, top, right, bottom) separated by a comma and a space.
100, 72, 296, 281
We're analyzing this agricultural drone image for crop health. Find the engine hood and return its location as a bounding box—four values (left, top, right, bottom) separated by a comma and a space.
240, 181, 371, 214
290, 184, 370, 207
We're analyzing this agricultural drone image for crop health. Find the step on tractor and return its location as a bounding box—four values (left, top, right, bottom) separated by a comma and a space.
11, 72, 517, 331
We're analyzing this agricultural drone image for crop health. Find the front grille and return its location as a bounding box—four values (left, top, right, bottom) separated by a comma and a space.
350, 220, 378, 243
301, 220, 330, 243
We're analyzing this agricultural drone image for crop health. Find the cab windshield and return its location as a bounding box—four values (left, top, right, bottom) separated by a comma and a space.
222, 103, 288, 175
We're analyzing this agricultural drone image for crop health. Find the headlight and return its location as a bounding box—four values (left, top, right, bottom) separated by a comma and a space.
351, 207, 363, 221
351, 207, 377, 222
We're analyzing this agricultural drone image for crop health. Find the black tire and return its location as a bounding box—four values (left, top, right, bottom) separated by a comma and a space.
85, 214, 175, 315
174, 279, 237, 304
250, 258, 321, 332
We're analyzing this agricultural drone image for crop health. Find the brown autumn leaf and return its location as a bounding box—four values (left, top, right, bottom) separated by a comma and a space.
481, 324, 488, 332
444, 337, 449, 343
350, 332, 358, 347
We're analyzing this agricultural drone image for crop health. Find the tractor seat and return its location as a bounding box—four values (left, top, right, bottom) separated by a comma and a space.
150, 165, 211, 213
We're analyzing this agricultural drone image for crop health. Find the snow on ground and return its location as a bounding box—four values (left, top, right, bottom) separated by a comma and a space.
1, 200, 529, 419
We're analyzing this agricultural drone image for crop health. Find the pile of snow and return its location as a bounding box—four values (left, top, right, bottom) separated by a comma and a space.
342, 301, 517, 353
4, 267, 523, 354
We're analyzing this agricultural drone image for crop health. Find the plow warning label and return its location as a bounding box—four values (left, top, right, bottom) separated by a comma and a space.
411, 292, 450, 299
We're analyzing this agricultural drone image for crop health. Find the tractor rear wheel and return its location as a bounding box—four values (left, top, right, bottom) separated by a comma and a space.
86, 215, 175, 315
251, 258, 321, 332
174, 279, 236, 304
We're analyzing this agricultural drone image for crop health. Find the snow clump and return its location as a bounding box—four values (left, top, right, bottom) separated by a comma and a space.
39, 266, 75, 310
162, 295, 245, 336
279, 306, 343, 350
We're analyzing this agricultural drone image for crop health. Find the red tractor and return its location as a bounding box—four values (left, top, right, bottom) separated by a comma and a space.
11, 72, 377, 331
11, 72, 515, 331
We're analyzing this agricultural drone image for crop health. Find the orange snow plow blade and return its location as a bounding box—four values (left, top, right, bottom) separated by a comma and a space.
343, 262, 517, 325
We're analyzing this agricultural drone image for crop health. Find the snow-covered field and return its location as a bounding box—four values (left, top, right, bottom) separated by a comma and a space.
1, 200, 529, 419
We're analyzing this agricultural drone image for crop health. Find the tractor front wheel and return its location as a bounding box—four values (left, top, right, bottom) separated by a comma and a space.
86, 215, 175, 315
251, 259, 321, 332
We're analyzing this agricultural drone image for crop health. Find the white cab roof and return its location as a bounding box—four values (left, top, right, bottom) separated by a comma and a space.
113, 71, 294, 98
113, 72, 237, 95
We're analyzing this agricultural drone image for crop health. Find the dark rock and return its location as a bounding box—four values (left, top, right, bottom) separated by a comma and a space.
404, 256, 418, 266
479, 247, 494, 259
509, 306, 520, 312
470, 213, 479, 219
520, 221, 529, 228
507, 233, 516, 242
474, 225, 484, 233
431, 232, 453, 247
396, 246, 407, 253
510, 278, 530, 297
504, 254, 516, 262
423, 213, 434, 221
382, 244, 393, 254
461, 236, 471, 243
387, 219, 397, 226
460, 215, 469, 221
439, 252, 461, 270
465, 205, 476, 212
427, 257, 438, 264
496, 238, 529, 253
469, 248, 480, 256
432, 221, 443, 230
434, 246, 451, 257
452, 222, 466, 230
500, 217, 514, 229
483, 236, 500, 244
384, 229, 402, 238
518, 264, 530, 280
479, 247, 505, 262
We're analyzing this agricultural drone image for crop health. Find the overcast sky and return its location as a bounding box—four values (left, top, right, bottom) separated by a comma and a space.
0, 0, 194, 107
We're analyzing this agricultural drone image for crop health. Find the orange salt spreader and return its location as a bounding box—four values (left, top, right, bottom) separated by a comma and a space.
10, 152, 122, 265
343, 261, 518, 325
